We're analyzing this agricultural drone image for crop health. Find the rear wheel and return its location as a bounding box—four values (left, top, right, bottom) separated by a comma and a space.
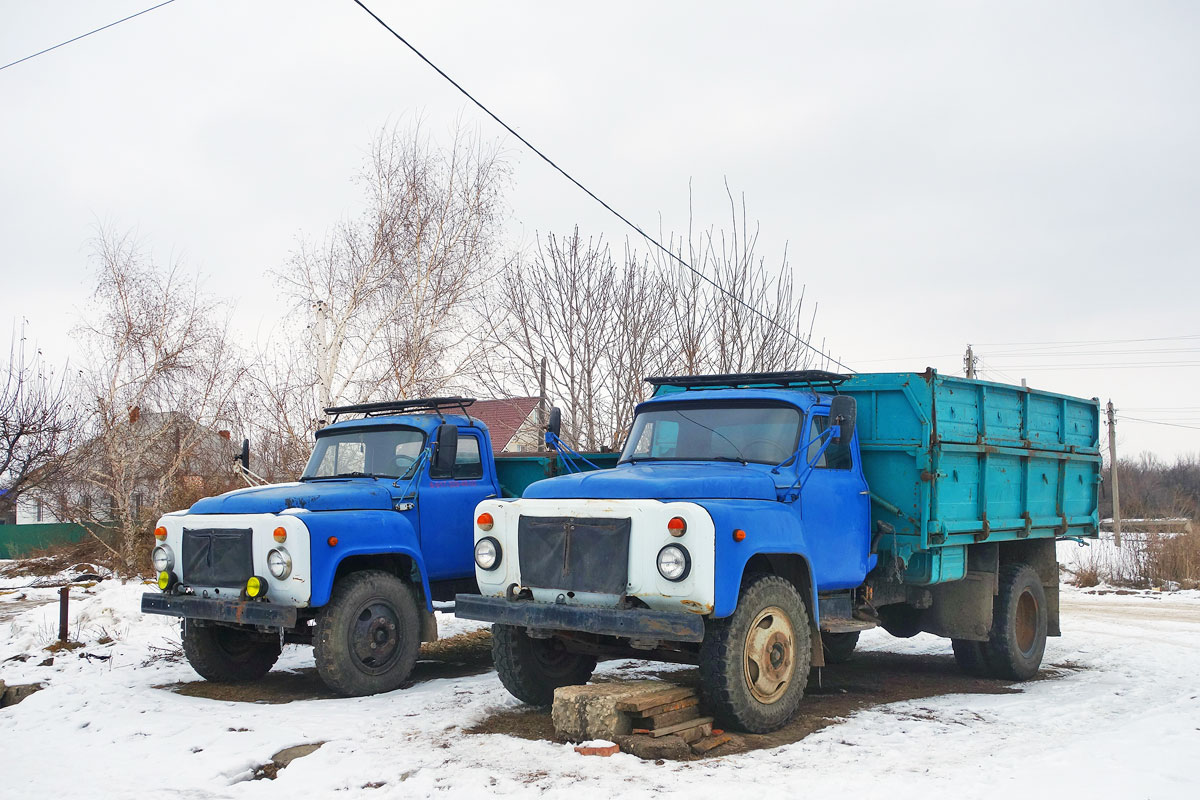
491, 624, 597, 706
951, 638, 992, 676
984, 564, 1047, 680
821, 631, 860, 664
181, 620, 281, 682
314, 570, 421, 696
700, 575, 812, 733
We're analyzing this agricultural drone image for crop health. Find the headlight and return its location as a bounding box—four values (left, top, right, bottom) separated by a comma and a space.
474, 537, 502, 570
267, 548, 292, 579
151, 545, 174, 573
657, 545, 691, 581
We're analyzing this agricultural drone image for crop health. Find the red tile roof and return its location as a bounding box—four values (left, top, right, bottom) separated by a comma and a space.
470, 397, 541, 452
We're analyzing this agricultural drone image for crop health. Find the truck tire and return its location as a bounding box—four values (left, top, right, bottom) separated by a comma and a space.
314, 570, 421, 696
181, 619, 281, 682
491, 624, 597, 706
699, 575, 812, 733
984, 563, 1047, 680
821, 631, 860, 663
951, 639, 992, 677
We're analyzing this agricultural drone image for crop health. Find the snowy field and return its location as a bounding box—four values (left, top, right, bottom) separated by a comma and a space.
2, 564, 1198, 800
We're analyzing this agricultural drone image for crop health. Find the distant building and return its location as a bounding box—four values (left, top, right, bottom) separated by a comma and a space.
469, 397, 544, 452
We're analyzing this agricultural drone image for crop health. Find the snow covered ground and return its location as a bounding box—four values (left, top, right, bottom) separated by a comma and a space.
1, 570, 1197, 800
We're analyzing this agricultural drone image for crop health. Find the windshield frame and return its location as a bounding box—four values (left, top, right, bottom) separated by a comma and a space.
617, 400, 804, 466
301, 424, 427, 481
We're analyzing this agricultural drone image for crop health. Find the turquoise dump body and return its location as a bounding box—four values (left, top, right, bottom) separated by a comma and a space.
840, 371, 1101, 583
494, 451, 620, 498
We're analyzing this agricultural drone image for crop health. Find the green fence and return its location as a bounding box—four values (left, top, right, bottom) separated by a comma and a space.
0, 522, 89, 559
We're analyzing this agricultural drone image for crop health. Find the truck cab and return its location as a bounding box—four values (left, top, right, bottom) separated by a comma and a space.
142, 398, 545, 696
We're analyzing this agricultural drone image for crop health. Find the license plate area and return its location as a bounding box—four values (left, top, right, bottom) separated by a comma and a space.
517, 516, 631, 595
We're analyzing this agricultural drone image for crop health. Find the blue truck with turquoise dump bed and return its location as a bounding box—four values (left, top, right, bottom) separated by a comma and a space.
456, 370, 1102, 732
140, 397, 615, 696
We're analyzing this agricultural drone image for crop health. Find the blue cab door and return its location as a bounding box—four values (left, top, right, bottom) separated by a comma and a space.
417, 429, 497, 581
798, 408, 872, 590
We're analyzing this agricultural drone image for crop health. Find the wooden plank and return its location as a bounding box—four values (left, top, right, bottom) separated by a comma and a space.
634, 705, 699, 730
633, 696, 699, 720
615, 687, 696, 712
691, 733, 733, 754
678, 723, 712, 744
648, 716, 714, 738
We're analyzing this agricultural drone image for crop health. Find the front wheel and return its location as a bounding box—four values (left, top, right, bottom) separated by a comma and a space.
491, 624, 597, 706
181, 620, 281, 682
314, 570, 421, 696
699, 575, 812, 733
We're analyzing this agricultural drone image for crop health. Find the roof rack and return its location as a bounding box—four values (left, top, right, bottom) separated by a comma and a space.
645, 371, 849, 393
324, 397, 477, 421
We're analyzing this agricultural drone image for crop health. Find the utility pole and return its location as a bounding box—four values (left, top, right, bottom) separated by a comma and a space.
963, 344, 977, 379
1106, 399, 1122, 548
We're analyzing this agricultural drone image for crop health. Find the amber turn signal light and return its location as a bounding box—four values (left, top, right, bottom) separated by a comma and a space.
477, 512, 494, 531
273, 526, 287, 543
732, 528, 747, 542
154, 526, 167, 541
327, 536, 339, 547
667, 517, 687, 536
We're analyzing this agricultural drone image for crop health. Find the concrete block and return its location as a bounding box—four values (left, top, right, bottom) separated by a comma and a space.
552, 680, 678, 741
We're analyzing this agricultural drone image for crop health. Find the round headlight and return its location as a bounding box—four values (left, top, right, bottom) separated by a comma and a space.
267, 548, 292, 579
474, 537, 502, 571
151, 545, 174, 573
657, 545, 690, 582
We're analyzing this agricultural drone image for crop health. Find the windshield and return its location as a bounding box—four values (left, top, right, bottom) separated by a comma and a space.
619, 402, 802, 465
302, 426, 426, 480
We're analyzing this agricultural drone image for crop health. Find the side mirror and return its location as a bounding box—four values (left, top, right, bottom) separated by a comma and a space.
829, 396, 857, 445
546, 407, 562, 439
433, 424, 458, 475
238, 439, 250, 472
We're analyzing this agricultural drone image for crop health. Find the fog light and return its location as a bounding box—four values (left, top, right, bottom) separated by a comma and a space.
151, 545, 174, 573
267, 548, 292, 579
157, 571, 178, 591
657, 545, 691, 581
474, 537, 501, 570
477, 512, 494, 531
246, 576, 265, 598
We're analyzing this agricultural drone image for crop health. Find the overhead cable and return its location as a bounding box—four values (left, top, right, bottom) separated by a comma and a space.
0, 0, 180, 73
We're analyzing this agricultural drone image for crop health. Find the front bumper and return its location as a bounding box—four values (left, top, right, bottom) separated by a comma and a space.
141, 592, 298, 627
454, 594, 706, 643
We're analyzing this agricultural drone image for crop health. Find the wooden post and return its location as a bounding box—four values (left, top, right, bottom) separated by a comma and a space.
58, 586, 70, 641
1107, 399, 1122, 548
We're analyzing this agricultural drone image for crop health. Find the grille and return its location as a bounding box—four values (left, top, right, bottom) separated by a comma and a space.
181, 528, 253, 587
517, 516, 631, 595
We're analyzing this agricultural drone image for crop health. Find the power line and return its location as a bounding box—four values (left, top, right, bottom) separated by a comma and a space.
348, 0, 852, 373
0, 0, 180, 74
1118, 415, 1200, 432
974, 334, 1200, 348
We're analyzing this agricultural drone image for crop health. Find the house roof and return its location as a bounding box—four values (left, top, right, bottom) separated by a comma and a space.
469, 397, 541, 451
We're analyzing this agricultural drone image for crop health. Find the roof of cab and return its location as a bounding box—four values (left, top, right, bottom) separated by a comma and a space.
637, 386, 830, 413
319, 413, 488, 436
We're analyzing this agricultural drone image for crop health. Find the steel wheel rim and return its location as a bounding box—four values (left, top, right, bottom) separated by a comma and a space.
1015, 590, 1038, 656
743, 605, 795, 704
350, 599, 402, 674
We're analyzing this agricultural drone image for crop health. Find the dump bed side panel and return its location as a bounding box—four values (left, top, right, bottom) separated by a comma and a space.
841, 371, 1100, 579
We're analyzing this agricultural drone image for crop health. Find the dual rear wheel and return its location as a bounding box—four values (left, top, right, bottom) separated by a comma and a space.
952, 563, 1048, 680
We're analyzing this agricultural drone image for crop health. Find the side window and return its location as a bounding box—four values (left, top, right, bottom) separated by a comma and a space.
808, 414, 853, 471
454, 435, 483, 480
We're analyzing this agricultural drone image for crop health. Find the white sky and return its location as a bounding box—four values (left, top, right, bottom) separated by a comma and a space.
2, 0, 1198, 460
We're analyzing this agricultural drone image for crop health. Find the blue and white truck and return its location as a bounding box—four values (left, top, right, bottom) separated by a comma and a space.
141, 397, 614, 696
456, 370, 1101, 732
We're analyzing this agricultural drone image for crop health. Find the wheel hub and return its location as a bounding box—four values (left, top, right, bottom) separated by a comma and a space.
743, 606, 796, 704
1015, 589, 1038, 655
351, 603, 401, 672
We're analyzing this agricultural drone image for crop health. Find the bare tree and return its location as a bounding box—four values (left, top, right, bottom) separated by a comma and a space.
272, 121, 510, 422
53, 230, 246, 574
0, 323, 79, 519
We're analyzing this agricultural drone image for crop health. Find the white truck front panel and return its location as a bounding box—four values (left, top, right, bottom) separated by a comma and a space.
155, 512, 312, 605
474, 497, 715, 615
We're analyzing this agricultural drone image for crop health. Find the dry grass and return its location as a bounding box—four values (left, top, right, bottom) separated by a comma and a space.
1066, 529, 1200, 590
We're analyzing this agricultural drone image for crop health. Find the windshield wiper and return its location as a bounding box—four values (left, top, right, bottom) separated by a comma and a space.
711, 456, 749, 466
302, 471, 377, 480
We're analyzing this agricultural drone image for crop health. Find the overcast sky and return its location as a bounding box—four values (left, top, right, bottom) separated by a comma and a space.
2, 0, 1198, 459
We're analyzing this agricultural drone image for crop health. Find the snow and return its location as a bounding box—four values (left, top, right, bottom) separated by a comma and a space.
1, 580, 1197, 799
